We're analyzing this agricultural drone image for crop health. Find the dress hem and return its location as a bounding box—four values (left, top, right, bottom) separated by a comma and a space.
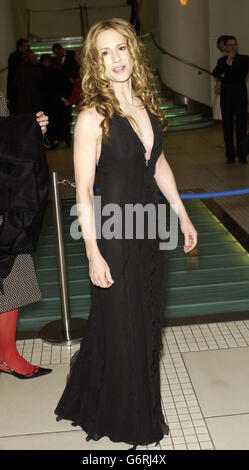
54, 411, 170, 448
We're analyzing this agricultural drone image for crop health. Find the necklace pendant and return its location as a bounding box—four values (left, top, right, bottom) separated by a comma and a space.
145, 158, 149, 166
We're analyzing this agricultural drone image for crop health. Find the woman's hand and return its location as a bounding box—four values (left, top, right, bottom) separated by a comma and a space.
36, 111, 49, 134
89, 252, 114, 288
179, 217, 198, 254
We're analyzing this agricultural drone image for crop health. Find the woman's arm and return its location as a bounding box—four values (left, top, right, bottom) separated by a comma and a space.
154, 151, 197, 253
73, 108, 114, 288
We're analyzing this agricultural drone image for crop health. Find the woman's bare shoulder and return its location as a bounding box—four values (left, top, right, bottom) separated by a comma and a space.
76, 105, 104, 131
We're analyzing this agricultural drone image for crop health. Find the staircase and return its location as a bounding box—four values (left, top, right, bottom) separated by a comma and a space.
158, 96, 214, 131
30, 35, 214, 133
142, 32, 215, 131
30, 37, 83, 58
17, 196, 249, 335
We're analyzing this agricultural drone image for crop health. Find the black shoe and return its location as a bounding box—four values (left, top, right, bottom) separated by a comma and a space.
239, 158, 248, 164
226, 158, 235, 164
0, 360, 52, 379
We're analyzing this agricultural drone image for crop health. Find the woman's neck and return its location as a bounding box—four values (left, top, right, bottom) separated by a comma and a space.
111, 79, 136, 106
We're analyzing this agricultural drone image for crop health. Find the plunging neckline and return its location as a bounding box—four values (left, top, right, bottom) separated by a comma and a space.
121, 104, 155, 165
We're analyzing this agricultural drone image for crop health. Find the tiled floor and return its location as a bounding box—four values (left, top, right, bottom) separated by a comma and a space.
2, 321, 249, 449
1, 123, 249, 450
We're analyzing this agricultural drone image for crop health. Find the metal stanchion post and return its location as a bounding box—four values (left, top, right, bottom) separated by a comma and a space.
39, 172, 86, 346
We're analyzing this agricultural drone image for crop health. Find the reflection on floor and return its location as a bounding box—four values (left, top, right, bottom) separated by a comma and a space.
1, 320, 249, 450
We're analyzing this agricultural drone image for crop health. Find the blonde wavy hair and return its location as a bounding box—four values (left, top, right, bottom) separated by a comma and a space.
77, 17, 168, 142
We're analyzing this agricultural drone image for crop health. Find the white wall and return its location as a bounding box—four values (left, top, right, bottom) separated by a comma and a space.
26, 0, 130, 38
209, 0, 249, 55
158, 0, 249, 107
0, 0, 16, 95
158, 0, 211, 106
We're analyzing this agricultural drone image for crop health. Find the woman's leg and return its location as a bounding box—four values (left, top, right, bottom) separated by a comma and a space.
0, 309, 35, 374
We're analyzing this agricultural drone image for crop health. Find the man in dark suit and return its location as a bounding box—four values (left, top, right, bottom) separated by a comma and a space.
212, 36, 249, 164
52, 43, 80, 147
52, 43, 79, 88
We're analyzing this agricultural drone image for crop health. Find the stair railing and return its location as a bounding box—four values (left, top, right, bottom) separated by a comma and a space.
141, 32, 212, 76
0, 66, 8, 74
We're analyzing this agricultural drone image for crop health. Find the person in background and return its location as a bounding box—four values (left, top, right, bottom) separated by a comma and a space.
213, 35, 229, 149
7, 38, 29, 113
52, 43, 79, 89
60, 49, 82, 108
45, 56, 72, 149
213, 35, 228, 122
12, 49, 44, 115
240, 133, 249, 159
52, 44, 80, 144
212, 35, 249, 164
38, 53, 51, 71
38, 54, 52, 117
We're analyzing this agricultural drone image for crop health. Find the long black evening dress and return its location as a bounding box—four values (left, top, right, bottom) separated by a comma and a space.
54, 104, 170, 448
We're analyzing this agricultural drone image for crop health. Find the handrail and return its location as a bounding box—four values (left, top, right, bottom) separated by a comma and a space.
27, 4, 128, 13
78, 3, 129, 8
0, 66, 8, 74
27, 7, 81, 13
141, 32, 212, 76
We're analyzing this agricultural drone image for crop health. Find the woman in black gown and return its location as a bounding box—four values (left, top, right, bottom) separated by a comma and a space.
54, 18, 197, 450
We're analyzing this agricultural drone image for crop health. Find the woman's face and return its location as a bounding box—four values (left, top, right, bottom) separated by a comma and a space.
96, 28, 134, 83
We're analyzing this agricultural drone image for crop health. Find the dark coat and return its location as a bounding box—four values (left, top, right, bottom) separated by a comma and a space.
212, 53, 249, 98
0, 112, 49, 294
63, 50, 80, 82
45, 67, 72, 142
7, 50, 23, 102
13, 62, 45, 114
